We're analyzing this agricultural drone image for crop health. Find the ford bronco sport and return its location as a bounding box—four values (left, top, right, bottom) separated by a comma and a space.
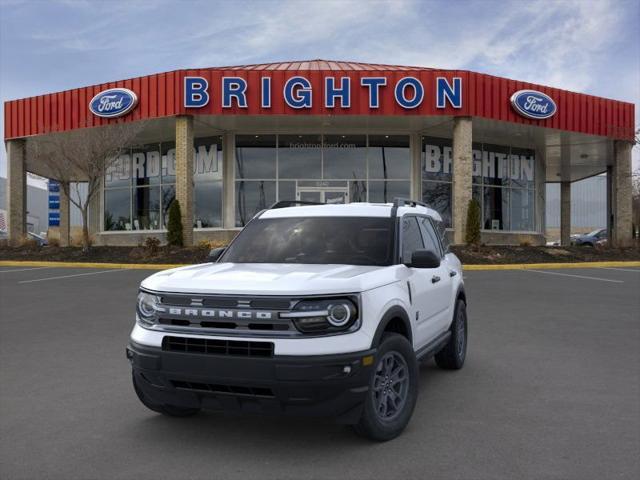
127, 199, 468, 441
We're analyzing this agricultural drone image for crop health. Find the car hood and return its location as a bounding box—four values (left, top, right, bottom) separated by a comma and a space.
140, 262, 398, 295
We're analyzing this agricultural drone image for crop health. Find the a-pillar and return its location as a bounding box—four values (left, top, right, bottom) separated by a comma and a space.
6, 139, 27, 245
452, 117, 473, 244
610, 141, 633, 247
560, 181, 571, 246
175, 115, 194, 246
59, 181, 70, 246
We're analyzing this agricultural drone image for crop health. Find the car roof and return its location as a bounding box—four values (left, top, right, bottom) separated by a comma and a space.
259, 202, 443, 222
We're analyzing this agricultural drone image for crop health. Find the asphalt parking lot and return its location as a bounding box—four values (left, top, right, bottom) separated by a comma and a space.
1, 264, 639, 480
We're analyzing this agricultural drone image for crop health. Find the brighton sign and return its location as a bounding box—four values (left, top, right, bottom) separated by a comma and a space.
510, 89, 557, 120
183, 75, 464, 110
89, 88, 138, 118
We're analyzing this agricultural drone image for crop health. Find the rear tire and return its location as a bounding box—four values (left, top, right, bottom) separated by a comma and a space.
132, 372, 200, 417
353, 333, 418, 441
435, 299, 467, 370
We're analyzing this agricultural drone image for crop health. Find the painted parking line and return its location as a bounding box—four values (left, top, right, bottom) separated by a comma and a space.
18, 269, 125, 284
597, 267, 640, 273
525, 269, 624, 283
0, 266, 54, 273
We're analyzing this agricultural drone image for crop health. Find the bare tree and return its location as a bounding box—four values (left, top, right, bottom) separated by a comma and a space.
27, 122, 143, 251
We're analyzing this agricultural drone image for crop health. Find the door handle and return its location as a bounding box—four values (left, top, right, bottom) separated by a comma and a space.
431, 275, 441, 284
449, 270, 457, 277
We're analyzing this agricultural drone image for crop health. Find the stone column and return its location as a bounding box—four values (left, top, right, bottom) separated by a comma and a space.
6, 139, 27, 245
222, 133, 236, 229
409, 133, 422, 201
59, 181, 70, 247
452, 117, 473, 244
560, 181, 571, 246
175, 115, 194, 246
610, 141, 633, 247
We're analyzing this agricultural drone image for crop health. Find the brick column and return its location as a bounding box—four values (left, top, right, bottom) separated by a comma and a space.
452, 117, 473, 244
6, 139, 27, 245
59, 181, 70, 247
222, 133, 236, 229
175, 115, 194, 246
610, 141, 633, 247
560, 181, 571, 246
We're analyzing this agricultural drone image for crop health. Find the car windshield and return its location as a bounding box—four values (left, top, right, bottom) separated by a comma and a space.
221, 216, 395, 266
587, 229, 603, 237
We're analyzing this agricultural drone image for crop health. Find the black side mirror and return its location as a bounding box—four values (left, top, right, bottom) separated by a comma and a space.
208, 247, 226, 262
407, 249, 440, 269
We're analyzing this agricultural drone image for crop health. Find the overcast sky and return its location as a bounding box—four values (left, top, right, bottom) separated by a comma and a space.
1, 0, 638, 181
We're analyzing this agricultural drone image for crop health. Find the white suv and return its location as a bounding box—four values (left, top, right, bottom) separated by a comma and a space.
127, 199, 468, 441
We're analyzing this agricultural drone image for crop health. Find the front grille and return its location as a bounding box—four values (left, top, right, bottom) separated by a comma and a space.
162, 336, 274, 357
171, 380, 274, 397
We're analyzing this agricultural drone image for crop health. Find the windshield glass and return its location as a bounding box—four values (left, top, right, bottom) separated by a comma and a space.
221, 216, 395, 266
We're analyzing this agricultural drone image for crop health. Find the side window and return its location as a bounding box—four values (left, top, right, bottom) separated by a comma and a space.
418, 217, 442, 257
401, 216, 424, 264
433, 219, 449, 253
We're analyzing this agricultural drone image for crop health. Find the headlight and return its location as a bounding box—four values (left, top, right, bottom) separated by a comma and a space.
136, 291, 160, 326
282, 297, 359, 334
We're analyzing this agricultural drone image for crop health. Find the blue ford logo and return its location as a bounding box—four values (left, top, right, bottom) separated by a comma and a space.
89, 88, 138, 118
510, 89, 556, 120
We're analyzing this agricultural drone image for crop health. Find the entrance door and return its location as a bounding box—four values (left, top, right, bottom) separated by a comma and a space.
296, 187, 349, 204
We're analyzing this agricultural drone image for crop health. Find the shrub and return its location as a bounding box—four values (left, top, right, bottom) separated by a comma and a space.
144, 236, 161, 255
166, 200, 183, 247
465, 198, 481, 246
48, 237, 60, 247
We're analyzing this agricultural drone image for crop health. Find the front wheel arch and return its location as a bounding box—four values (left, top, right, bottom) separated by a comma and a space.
371, 306, 412, 348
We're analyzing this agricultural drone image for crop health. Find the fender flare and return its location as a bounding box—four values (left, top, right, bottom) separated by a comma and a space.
371, 305, 413, 348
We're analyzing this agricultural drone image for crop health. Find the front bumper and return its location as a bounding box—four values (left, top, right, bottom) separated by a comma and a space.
127, 340, 376, 423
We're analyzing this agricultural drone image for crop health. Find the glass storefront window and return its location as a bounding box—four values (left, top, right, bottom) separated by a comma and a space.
422, 136, 537, 232
369, 135, 410, 179
161, 185, 175, 228
509, 147, 535, 189
422, 181, 452, 227
483, 186, 509, 230
104, 136, 223, 232
104, 188, 131, 231
510, 188, 535, 231
132, 186, 160, 230
195, 181, 223, 228
236, 135, 276, 179
236, 180, 276, 227
105, 154, 131, 188
422, 137, 452, 182
278, 134, 322, 179
322, 135, 366, 179
369, 181, 410, 204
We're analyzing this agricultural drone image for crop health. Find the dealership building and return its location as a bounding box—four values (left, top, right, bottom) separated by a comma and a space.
3, 60, 636, 246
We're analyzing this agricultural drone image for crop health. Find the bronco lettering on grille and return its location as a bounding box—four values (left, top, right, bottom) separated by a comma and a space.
161, 307, 273, 320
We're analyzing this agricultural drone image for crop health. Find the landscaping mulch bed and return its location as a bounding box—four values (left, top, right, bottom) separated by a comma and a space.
450, 245, 640, 264
1, 243, 638, 265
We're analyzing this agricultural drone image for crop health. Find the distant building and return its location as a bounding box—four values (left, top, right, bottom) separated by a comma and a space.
0, 176, 48, 234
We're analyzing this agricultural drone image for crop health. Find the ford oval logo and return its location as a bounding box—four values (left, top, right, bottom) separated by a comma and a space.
89, 88, 138, 118
510, 89, 556, 120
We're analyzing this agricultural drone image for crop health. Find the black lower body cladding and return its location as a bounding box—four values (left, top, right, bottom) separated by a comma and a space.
127, 341, 376, 424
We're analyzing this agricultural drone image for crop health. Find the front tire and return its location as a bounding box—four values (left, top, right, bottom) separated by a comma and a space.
435, 299, 467, 370
353, 333, 418, 441
132, 372, 201, 417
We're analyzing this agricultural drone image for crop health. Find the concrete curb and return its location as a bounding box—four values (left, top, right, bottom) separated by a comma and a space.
1, 260, 639, 271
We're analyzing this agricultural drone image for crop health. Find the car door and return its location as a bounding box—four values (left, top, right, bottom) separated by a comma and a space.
400, 216, 444, 349
418, 216, 454, 334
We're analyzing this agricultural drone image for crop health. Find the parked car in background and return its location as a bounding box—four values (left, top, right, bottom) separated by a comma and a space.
571, 229, 607, 247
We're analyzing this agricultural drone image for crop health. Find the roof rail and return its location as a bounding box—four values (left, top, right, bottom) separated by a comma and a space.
269, 200, 325, 209
393, 198, 429, 208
